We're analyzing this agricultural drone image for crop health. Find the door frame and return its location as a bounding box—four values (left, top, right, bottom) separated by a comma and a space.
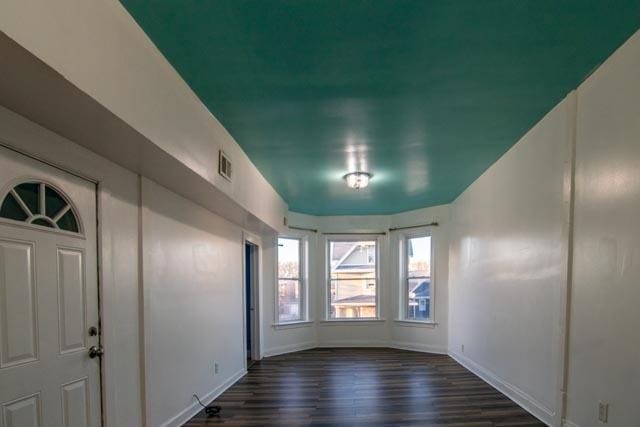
242, 231, 262, 367
0, 139, 107, 426
0, 141, 106, 424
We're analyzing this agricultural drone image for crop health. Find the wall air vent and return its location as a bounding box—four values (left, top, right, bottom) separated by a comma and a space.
218, 150, 232, 181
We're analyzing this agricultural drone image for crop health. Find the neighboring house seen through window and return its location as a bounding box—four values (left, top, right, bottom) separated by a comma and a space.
277, 237, 303, 323
405, 235, 432, 321
328, 239, 378, 319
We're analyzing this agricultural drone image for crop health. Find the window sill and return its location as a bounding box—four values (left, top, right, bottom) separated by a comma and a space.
272, 320, 314, 330
393, 319, 438, 328
320, 319, 386, 326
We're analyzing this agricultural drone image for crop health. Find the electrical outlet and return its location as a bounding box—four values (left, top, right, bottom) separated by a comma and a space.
214, 363, 219, 374
598, 401, 608, 423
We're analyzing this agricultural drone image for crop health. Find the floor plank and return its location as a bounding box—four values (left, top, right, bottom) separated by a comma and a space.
184, 348, 545, 426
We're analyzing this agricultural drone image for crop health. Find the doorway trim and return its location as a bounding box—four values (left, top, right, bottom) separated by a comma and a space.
0, 140, 105, 424
242, 231, 262, 368
0, 105, 151, 426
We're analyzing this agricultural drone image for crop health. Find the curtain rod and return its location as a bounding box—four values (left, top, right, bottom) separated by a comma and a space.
288, 225, 318, 233
287, 222, 438, 235
322, 231, 387, 236
388, 222, 439, 232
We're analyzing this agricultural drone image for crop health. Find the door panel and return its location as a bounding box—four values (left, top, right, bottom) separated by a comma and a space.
61, 378, 89, 427
0, 239, 37, 368
2, 394, 41, 427
57, 248, 86, 354
0, 145, 100, 427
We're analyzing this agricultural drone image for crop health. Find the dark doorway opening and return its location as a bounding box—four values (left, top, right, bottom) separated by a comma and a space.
245, 242, 258, 367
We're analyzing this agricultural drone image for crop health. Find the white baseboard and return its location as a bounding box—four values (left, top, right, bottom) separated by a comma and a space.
317, 339, 389, 348
390, 341, 448, 355
449, 351, 553, 426
159, 368, 246, 427
265, 340, 450, 356
562, 420, 579, 427
262, 341, 317, 357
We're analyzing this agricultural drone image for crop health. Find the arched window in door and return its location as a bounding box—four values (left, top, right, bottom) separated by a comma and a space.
0, 181, 81, 233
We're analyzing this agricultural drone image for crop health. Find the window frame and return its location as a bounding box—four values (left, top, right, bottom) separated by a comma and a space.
0, 179, 84, 236
325, 235, 381, 321
275, 236, 307, 325
400, 230, 435, 323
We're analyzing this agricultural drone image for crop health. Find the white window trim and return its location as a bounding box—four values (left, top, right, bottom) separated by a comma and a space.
325, 234, 382, 321
320, 319, 386, 326
274, 236, 308, 325
399, 229, 436, 324
271, 320, 314, 330
393, 319, 438, 328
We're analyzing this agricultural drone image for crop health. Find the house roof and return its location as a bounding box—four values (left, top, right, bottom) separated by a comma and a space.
330, 242, 353, 262
410, 280, 430, 298
333, 294, 376, 305
332, 241, 376, 271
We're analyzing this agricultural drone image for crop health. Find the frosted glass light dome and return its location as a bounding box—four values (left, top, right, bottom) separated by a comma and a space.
343, 172, 372, 190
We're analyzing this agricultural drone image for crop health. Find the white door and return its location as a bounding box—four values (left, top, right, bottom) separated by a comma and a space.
0, 146, 101, 427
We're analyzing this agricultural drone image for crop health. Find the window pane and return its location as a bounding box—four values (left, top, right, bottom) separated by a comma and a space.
407, 278, 430, 320
329, 240, 377, 319
407, 236, 431, 278
0, 193, 29, 221
45, 186, 67, 218
278, 238, 299, 279
330, 279, 376, 319
278, 279, 300, 322
329, 240, 376, 279
14, 183, 39, 215
57, 209, 79, 232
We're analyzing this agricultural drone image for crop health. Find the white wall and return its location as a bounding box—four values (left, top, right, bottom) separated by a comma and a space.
141, 178, 247, 427
446, 29, 640, 427
565, 31, 640, 427
447, 96, 573, 425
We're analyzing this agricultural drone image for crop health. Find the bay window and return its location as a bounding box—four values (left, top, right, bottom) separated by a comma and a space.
403, 235, 433, 321
277, 237, 304, 323
327, 238, 378, 319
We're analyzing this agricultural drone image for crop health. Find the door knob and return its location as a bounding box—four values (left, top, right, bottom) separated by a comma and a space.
88, 345, 104, 359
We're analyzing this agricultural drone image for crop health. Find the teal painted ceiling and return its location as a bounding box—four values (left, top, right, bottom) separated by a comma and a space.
120, 0, 640, 215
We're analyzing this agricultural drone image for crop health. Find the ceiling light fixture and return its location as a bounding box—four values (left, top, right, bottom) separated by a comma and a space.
343, 171, 372, 190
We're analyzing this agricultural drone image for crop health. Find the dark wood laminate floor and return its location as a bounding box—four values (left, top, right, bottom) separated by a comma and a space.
185, 348, 545, 426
